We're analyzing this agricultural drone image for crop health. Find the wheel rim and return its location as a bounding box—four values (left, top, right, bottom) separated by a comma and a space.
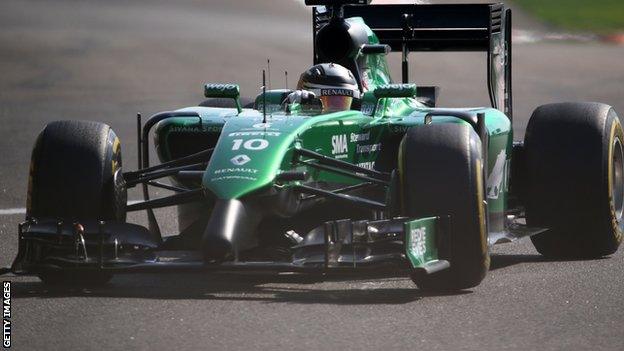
611, 137, 624, 221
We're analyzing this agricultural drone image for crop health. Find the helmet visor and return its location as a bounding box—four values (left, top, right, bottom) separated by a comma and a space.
320, 95, 353, 112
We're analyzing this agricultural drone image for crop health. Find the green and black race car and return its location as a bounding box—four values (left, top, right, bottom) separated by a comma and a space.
4, 0, 623, 290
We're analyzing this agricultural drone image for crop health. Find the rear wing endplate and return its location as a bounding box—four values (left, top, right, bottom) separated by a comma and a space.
313, 3, 513, 119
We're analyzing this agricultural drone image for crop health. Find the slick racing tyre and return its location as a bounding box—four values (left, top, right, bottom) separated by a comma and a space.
399, 123, 489, 290
28, 120, 126, 285
525, 102, 624, 258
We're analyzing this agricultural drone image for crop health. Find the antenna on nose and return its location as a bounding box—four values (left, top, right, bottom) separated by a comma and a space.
267, 59, 272, 90
262, 70, 267, 124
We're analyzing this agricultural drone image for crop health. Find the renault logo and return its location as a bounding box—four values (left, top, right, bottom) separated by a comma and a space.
230, 154, 251, 165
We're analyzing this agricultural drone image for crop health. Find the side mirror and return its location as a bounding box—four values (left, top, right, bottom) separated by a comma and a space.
204, 83, 242, 113
360, 44, 391, 55
374, 84, 417, 99
370, 84, 417, 116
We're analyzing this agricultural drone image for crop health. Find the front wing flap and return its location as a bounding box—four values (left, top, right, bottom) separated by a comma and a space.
5, 216, 451, 276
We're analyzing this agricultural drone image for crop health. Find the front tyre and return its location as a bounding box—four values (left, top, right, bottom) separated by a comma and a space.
399, 123, 489, 290
28, 120, 126, 285
525, 102, 624, 258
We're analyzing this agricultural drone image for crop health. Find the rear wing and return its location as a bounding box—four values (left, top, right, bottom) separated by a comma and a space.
312, 3, 513, 119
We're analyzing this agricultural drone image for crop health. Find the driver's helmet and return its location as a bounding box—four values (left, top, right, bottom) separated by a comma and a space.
297, 63, 360, 112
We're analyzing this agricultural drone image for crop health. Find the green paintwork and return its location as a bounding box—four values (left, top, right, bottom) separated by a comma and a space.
157, 103, 510, 209
203, 111, 363, 199
404, 217, 440, 268
153, 14, 513, 231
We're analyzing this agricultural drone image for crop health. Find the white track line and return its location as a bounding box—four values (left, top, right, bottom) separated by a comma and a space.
0, 208, 26, 216
0, 201, 143, 216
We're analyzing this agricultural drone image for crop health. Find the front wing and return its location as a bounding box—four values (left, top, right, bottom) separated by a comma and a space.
5, 216, 450, 277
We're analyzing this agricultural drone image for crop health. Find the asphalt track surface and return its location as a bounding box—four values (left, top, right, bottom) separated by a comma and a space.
1, 1, 623, 350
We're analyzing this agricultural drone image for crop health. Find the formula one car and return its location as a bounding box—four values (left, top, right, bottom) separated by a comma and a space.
5, 0, 623, 290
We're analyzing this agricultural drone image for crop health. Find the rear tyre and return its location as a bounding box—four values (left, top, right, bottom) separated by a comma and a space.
400, 123, 489, 290
28, 120, 126, 285
525, 102, 624, 258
